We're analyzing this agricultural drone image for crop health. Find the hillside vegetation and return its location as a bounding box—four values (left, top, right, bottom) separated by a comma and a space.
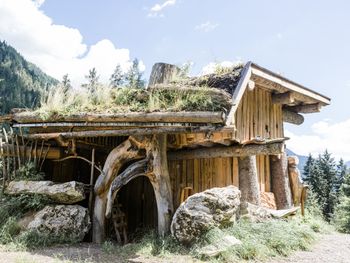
0, 41, 58, 113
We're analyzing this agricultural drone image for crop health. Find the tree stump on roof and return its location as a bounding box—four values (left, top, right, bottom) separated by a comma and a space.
148, 63, 181, 88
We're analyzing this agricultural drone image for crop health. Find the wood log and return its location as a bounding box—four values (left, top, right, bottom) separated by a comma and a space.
92, 139, 146, 243
12, 111, 225, 124
0, 143, 61, 159
149, 134, 174, 237
148, 63, 180, 88
168, 141, 285, 160
147, 63, 175, 236
23, 126, 223, 140
286, 103, 321, 114
272, 92, 295, 104
238, 155, 261, 206
270, 152, 293, 210
282, 109, 304, 125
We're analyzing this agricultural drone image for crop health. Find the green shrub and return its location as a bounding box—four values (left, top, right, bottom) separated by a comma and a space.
0, 192, 51, 246
334, 173, 350, 233
0, 217, 21, 244
14, 162, 45, 181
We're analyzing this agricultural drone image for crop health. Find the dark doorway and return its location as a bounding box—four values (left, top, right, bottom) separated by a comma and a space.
115, 176, 158, 240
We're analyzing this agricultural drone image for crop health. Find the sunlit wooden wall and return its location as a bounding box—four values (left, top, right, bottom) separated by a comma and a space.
168, 155, 271, 209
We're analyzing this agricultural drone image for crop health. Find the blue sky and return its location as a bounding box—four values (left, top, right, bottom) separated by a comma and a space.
0, 0, 349, 159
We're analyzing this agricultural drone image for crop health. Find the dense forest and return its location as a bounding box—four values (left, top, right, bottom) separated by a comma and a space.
0, 41, 58, 113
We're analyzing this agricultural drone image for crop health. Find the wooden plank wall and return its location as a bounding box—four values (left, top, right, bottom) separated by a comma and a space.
168, 155, 271, 209
234, 87, 284, 142
169, 87, 284, 149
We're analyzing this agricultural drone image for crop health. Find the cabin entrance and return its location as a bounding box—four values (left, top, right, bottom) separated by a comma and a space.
109, 176, 158, 243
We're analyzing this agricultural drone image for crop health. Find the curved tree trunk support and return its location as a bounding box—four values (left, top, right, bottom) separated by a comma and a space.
238, 155, 261, 211
93, 135, 174, 243
105, 158, 149, 218
270, 152, 293, 210
93, 63, 177, 243
93, 139, 146, 243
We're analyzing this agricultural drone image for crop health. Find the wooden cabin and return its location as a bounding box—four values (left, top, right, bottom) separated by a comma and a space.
0, 62, 330, 243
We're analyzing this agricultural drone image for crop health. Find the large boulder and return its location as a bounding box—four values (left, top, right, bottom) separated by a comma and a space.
171, 185, 241, 244
5, 181, 85, 204
27, 205, 90, 241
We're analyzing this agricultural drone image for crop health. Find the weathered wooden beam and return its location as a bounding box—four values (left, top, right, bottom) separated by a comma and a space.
168, 141, 285, 160
0, 144, 61, 159
286, 103, 321, 114
251, 64, 331, 105
23, 126, 223, 140
225, 61, 252, 126
282, 109, 304, 125
11, 111, 225, 124
272, 92, 295, 104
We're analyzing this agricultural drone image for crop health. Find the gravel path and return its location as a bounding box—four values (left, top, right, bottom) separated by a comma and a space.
270, 233, 350, 263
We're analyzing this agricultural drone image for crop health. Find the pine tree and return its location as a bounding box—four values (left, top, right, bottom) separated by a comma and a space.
317, 150, 338, 219
82, 68, 100, 94
304, 150, 339, 220
125, 58, 145, 89
334, 172, 350, 233
110, 65, 124, 88
303, 154, 314, 184
61, 74, 72, 94
335, 159, 347, 193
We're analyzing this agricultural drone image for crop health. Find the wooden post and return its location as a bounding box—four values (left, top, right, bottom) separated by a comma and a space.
238, 155, 261, 208
89, 148, 95, 216
270, 152, 292, 209
149, 134, 174, 236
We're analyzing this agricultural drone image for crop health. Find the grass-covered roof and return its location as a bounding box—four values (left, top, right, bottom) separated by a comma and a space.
12, 63, 244, 122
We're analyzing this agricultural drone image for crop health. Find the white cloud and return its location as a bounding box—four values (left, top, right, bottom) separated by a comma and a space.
33, 0, 45, 7
201, 60, 243, 75
0, 0, 141, 86
285, 118, 350, 161
195, 21, 219, 32
148, 0, 176, 17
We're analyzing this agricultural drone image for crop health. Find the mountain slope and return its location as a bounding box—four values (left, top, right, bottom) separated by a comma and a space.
0, 41, 58, 113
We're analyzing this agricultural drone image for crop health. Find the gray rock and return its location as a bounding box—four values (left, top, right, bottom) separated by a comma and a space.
27, 205, 90, 241
199, 234, 242, 258
171, 186, 241, 244
242, 202, 273, 222
242, 203, 299, 222
6, 181, 85, 204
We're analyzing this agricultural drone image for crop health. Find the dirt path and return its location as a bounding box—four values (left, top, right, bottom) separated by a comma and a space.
270, 233, 350, 263
0, 233, 349, 263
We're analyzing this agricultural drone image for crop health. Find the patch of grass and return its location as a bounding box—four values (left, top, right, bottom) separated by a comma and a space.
101, 231, 187, 260
31, 84, 231, 120
193, 216, 331, 262
99, 215, 330, 262
14, 230, 79, 250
